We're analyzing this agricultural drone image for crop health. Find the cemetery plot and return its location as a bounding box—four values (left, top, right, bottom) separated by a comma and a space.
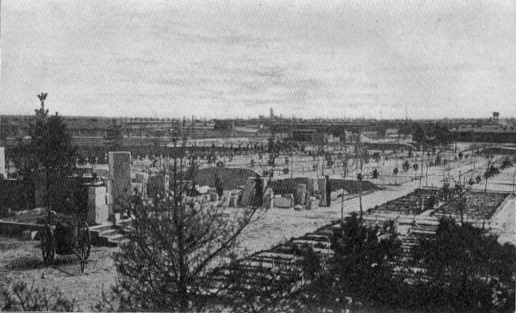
367, 188, 441, 215
434, 190, 511, 221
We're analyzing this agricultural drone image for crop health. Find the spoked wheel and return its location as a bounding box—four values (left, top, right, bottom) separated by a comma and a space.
40, 225, 55, 266
77, 222, 91, 273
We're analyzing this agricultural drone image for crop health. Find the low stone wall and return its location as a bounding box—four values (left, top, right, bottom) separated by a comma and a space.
0, 220, 43, 236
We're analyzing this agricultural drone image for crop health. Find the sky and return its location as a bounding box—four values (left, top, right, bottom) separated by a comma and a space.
0, 0, 514, 119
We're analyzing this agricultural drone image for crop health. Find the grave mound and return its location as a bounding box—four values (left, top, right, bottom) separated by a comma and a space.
329, 179, 380, 194
186, 167, 259, 190
268, 178, 379, 196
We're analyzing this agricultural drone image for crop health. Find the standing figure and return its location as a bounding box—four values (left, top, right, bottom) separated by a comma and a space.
254, 174, 263, 207
325, 175, 331, 207
214, 174, 224, 198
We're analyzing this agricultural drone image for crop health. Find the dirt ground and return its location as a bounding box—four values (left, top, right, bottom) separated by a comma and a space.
1, 151, 514, 311
0, 237, 117, 311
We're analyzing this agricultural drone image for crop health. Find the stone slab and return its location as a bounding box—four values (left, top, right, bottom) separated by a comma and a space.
307, 178, 318, 197
331, 189, 347, 201
273, 196, 293, 208
134, 172, 148, 184
306, 197, 319, 210
240, 177, 256, 206
229, 195, 239, 207
147, 175, 165, 198
263, 187, 274, 209
87, 185, 109, 225
209, 192, 219, 202
294, 204, 303, 211
218, 191, 231, 207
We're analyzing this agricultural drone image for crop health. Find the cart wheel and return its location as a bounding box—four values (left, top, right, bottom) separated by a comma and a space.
78, 222, 91, 273
40, 225, 55, 266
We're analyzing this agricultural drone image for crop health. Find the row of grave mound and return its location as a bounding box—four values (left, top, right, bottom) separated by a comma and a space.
206, 213, 435, 292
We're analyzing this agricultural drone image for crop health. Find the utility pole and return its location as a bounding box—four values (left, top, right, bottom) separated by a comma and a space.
355, 129, 364, 219
419, 146, 425, 188
340, 154, 348, 222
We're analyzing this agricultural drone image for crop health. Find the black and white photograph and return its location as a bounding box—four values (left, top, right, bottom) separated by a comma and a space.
0, 1, 515, 312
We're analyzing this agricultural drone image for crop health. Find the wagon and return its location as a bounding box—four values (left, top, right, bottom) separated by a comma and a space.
39, 215, 91, 273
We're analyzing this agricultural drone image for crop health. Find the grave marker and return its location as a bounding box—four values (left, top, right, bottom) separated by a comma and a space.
219, 191, 231, 207
87, 185, 109, 224
0, 147, 5, 178
108, 152, 131, 218
147, 175, 165, 198
263, 187, 274, 209
295, 184, 307, 205
307, 178, 318, 197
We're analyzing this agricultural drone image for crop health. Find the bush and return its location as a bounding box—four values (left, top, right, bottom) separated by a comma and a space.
0, 280, 76, 312
299, 216, 515, 312
412, 218, 516, 312
484, 165, 500, 179
501, 157, 513, 169
326, 213, 402, 303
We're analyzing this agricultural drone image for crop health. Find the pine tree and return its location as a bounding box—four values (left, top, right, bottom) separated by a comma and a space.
104, 141, 264, 311
15, 94, 77, 214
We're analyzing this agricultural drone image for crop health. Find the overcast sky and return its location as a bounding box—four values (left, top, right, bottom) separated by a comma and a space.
1, 0, 514, 119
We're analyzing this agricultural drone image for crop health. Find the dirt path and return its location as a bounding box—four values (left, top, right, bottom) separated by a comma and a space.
239, 157, 514, 253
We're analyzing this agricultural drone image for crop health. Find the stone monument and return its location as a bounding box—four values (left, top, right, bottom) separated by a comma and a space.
0, 147, 5, 178
108, 152, 131, 219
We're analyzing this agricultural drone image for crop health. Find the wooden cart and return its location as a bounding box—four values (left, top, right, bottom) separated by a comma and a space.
40, 218, 91, 273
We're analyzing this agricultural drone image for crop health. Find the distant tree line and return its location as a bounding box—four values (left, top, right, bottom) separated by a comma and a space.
411, 123, 454, 148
